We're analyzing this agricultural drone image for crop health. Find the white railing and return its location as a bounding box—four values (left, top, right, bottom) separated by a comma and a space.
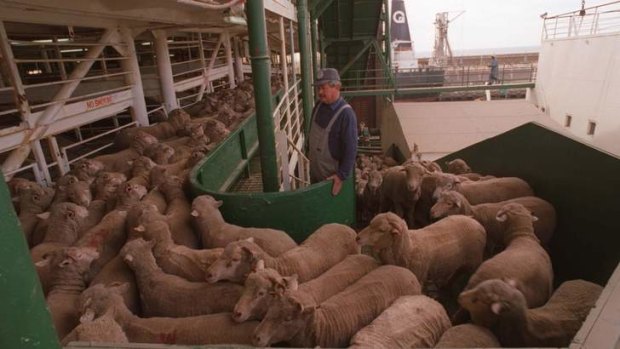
59, 118, 137, 173
3, 162, 44, 184
542, 1, 620, 40
273, 79, 309, 191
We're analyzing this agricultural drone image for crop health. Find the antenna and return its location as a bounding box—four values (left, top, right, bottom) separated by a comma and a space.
430, 10, 465, 67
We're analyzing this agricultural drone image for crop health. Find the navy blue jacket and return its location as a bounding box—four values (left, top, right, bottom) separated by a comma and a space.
312, 97, 358, 180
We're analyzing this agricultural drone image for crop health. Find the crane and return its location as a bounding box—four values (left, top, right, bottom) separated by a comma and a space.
430, 10, 465, 67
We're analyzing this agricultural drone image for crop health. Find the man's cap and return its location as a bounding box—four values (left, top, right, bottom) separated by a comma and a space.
314, 68, 341, 86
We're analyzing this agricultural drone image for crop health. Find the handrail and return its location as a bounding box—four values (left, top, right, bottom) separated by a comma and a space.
61, 120, 137, 166
542, 1, 620, 40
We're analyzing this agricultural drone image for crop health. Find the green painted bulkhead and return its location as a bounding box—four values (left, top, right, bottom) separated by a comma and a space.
0, 179, 60, 349
189, 110, 355, 243
439, 122, 620, 286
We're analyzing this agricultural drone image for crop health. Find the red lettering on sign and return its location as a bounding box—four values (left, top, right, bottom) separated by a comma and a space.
85, 95, 113, 110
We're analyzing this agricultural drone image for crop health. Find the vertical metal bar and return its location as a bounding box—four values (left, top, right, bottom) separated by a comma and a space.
153, 29, 178, 113
0, 21, 32, 125
120, 27, 149, 126
195, 32, 209, 103
224, 32, 236, 88
53, 37, 67, 80
310, 17, 319, 74
279, 18, 292, 137
47, 136, 69, 175
41, 49, 52, 73
297, 0, 314, 135
31, 139, 51, 185
233, 36, 244, 83
247, 0, 280, 192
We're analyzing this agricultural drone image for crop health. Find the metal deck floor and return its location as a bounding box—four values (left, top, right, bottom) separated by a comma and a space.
391, 99, 561, 160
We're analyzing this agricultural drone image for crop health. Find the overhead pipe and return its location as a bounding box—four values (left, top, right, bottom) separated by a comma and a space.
246, 0, 280, 192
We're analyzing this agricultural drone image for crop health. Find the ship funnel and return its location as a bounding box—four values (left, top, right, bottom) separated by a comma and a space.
391, 0, 417, 69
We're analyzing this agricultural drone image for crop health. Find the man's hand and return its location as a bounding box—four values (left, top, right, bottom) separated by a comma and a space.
327, 174, 343, 196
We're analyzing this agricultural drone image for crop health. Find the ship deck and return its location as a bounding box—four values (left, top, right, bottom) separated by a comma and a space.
391, 99, 561, 160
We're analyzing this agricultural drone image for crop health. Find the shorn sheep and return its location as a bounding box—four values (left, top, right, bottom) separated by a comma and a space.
458, 278, 602, 347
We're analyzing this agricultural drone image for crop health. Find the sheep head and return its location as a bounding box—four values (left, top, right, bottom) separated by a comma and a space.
430, 190, 465, 220
357, 212, 407, 251
205, 238, 257, 284
446, 158, 472, 174
458, 278, 526, 327
253, 293, 313, 347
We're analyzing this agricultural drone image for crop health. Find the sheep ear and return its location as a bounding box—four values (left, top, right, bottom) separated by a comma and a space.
496, 212, 507, 222
254, 259, 265, 271
246, 237, 254, 243
215, 200, 223, 207
455, 199, 461, 208
283, 274, 299, 291
491, 302, 504, 315
127, 160, 134, 166
531, 214, 539, 222
190, 210, 199, 217
134, 225, 146, 232
35, 256, 51, 268
37, 212, 51, 220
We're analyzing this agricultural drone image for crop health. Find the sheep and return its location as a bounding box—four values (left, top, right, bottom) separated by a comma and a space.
206, 223, 359, 284
126, 156, 155, 188
113, 108, 191, 149
61, 312, 128, 345
89, 255, 141, 315
75, 209, 128, 279
32, 203, 91, 295
39, 246, 99, 339
121, 238, 242, 317
69, 158, 105, 184
201, 118, 230, 145
359, 169, 382, 225
444, 158, 471, 174
430, 191, 556, 251
191, 194, 297, 255
16, 183, 55, 246
458, 278, 602, 347
433, 175, 534, 205
357, 212, 486, 289
232, 254, 379, 322
78, 283, 258, 345
51, 174, 79, 205
144, 142, 176, 165
111, 183, 147, 211
65, 180, 92, 208
463, 203, 553, 309
134, 219, 223, 282
158, 174, 199, 248
349, 295, 451, 349
380, 163, 427, 227
434, 324, 500, 348
252, 265, 422, 348
93, 172, 127, 203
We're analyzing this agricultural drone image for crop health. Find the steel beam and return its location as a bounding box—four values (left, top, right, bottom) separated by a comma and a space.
224, 32, 236, 89
297, 0, 314, 135
153, 29, 178, 113
339, 39, 373, 76
120, 27, 149, 126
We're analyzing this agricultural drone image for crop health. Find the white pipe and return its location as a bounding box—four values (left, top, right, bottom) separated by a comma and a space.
233, 36, 244, 83
153, 29, 178, 113
120, 27, 149, 126
279, 17, 291, 135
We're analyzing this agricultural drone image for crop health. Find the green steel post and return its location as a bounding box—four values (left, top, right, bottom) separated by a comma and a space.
310, 17, 319, 79
298, 0, 315, 135
246, 0, 280, 192
385, 0, 392, 69
0, 179, 60, 349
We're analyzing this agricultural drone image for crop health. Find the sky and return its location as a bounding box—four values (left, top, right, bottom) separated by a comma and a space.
403, 0, 595, 57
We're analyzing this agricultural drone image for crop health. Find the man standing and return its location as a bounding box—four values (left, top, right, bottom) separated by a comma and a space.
488, 56, 500, 85
308, 68, 358, 196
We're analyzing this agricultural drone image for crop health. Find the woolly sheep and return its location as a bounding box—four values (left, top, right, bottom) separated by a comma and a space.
464, 203, 553, 309
252, 265, 422, 347
434, 324, 500, 348
349, 295, 451, 349
206, 223, 359, 284
191, 194, 297, 255
357, 212, 486, 288
458, 278, 602, 347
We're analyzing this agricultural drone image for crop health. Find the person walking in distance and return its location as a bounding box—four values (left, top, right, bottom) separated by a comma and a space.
308, 68, 358, 196
488, 55, 500, 85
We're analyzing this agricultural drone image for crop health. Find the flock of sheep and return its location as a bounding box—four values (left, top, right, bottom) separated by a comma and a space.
8, 79, 603, 348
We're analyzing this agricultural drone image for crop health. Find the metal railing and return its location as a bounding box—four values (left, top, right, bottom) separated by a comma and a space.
542, 1, 620, 40
273, 79, 309, 190
340, 65, 537, 93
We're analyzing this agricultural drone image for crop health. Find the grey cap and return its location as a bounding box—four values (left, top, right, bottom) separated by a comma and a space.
314, 68, 341, 86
